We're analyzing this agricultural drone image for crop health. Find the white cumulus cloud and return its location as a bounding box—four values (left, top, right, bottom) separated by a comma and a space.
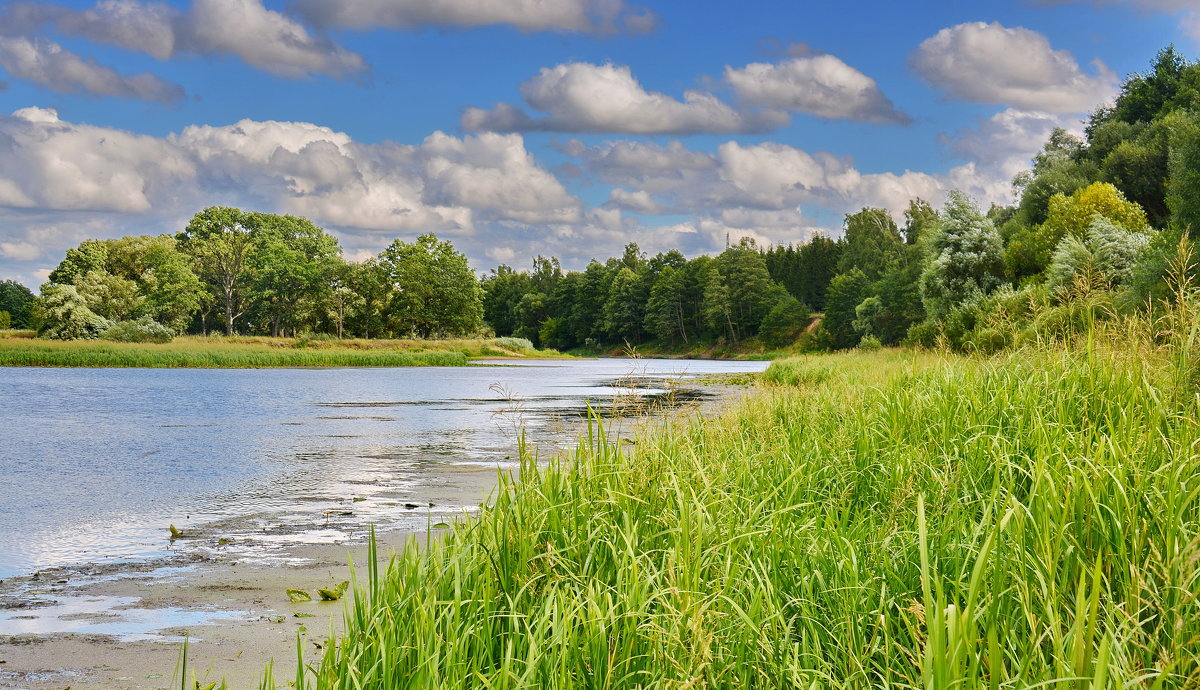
1, 0, 365, 79
725, 54, 910, 124
463, 62, 781, 135
911, 22, 1118, 113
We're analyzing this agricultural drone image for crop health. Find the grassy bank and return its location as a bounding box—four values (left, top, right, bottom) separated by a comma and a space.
283, 336, 1200, 688
576, 337, 799, 361
0, 334, 560, 368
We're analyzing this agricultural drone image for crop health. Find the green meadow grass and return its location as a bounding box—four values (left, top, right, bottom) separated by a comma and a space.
0, 335, 561, 368
283, 341, 1199, 688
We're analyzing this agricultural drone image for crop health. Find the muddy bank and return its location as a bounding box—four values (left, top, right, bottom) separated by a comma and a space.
0, 529, 436, 689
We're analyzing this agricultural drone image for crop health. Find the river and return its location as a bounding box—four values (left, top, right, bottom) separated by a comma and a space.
0, 358, 767, 581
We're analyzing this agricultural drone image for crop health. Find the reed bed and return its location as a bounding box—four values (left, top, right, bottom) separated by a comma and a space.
293, 342, 1200, 688
0, 334, 565, 368
0, 338, 470, 368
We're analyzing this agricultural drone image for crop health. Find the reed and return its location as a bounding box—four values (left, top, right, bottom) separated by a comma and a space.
284, 330, 1198, 687
0, 335, 560, 368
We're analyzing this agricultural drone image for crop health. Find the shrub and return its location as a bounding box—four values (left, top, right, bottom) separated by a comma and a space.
904, 319, 940, 348
101, 316, 175, 343
759, 296, 811, 348
857, 334, 882, 351
493, 336, 535, 351
38, 284, 111, 340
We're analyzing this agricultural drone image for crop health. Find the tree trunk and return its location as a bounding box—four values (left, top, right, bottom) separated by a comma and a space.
676, 302, 688, 345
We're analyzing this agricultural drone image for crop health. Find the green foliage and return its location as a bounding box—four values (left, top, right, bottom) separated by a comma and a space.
0, 280, 35, 328
758, 295, 811, 348
75, 270, 144, 321
1167, 108, 1200, 235
903, 198, 938, 245
177, 206, 258, 335
248, 213, 343, 337
920, 192, 1006, 322
851, 295, 883, 338
1043, 182, 1149, 240
763, 235, 842, 311
378, 233, 485, 338
603, 266, 646, 343
36, 284, 111, 340
856, 333, 882, 350
481, 265, 531, 337
1108, 45, 1200, 125
1012, 128, 1095, 225
821, 268, 870, 350
101, 316, 175, 343
838, 207, 904, 280
1045, 217, 1151, 294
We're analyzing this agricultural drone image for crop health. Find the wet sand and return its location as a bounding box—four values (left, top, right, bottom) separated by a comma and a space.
0, 528, 441, 689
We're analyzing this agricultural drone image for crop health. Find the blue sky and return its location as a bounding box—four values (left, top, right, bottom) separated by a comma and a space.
0, 0, 1191, 286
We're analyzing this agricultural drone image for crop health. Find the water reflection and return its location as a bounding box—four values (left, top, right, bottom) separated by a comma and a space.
0, 358, 767, 578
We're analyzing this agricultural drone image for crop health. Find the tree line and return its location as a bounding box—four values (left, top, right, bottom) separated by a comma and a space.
29, 207, 483, 341
484, 46, 1200, 353
13, 46, 1200, 352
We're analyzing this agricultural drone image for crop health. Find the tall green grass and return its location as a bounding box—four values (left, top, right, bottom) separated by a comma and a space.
289, 342, 1198, 688
0, 333, 571, 368
0, 339, 469, 368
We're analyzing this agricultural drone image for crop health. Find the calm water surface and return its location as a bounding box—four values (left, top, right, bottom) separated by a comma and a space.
0, 358, 766, 579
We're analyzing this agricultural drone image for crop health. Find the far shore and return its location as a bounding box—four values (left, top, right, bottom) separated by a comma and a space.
0, 333, 570, 369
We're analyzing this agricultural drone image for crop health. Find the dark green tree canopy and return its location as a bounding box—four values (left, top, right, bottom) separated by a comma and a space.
378, 233, 484, 338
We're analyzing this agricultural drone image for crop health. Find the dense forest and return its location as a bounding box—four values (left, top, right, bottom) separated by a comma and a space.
8, 47, 1200, 352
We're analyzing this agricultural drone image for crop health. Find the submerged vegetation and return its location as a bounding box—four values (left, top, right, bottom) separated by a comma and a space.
0, 334, 554, 368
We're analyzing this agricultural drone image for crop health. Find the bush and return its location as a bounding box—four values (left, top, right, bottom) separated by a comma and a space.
857, 334, 882, 351
0, 311, 9, 330
101, 316, 175, 343
493, 337, 535, 351
904, 319, 940, 348
38, 284, 111, 340
759, 296, 811, 348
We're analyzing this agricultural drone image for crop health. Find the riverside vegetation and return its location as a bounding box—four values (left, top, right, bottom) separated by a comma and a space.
9, 45, 1194, 686
234, 48, 1200, 680
0, 334, 548, 368
247, 292, 1200, 688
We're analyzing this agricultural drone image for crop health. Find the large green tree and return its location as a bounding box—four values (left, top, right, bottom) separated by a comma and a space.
377, 234, 483, 337
838, 208, 905, 280
248, 213, 342, 337
176, 207, 259, 336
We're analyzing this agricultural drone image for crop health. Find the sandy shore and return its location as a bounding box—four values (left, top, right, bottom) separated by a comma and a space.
0, 377, 756, 689
0, 500, 477, 689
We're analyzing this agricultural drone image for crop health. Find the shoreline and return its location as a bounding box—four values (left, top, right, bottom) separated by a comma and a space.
0, 527, 433, 689
0, 375, 758, 689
